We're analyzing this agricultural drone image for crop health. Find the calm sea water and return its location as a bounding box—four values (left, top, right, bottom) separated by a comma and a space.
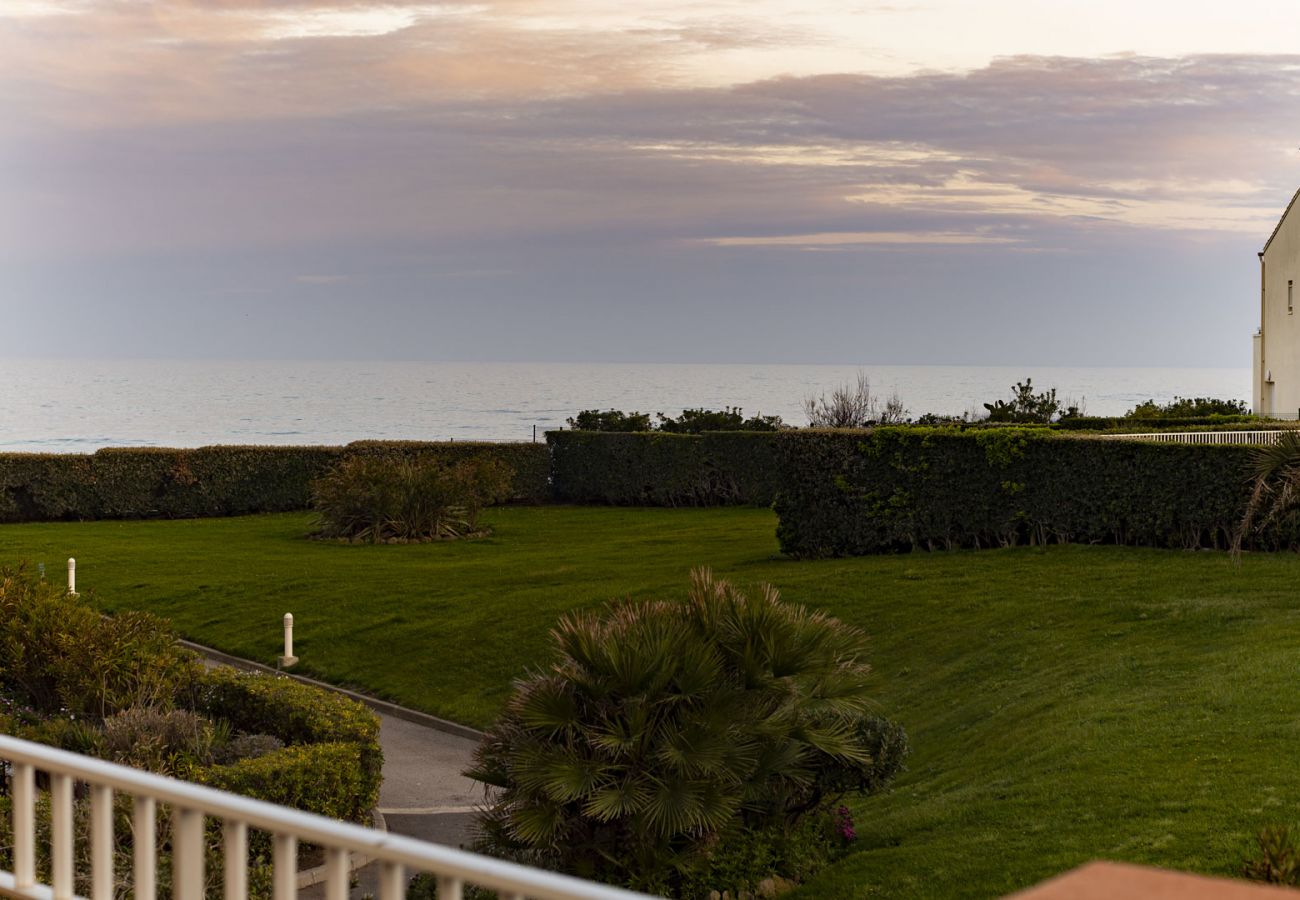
0, 359, 1252, 453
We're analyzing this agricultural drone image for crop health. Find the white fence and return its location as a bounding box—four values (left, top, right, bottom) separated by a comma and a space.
0, 734, 652, 900
1097, 430, 1287, 445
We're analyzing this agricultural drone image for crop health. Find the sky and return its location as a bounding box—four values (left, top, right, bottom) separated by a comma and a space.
4, 1, 1300, 366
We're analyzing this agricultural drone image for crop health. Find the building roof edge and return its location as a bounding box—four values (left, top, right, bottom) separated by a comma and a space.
1262, 187, 1300, 256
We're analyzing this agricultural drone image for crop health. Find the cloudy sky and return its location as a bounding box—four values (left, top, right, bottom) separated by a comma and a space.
4, 1, 1300, 366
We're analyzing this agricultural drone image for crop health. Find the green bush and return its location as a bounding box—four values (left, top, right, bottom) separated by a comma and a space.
657, 408, 783, 433
566, 409, 654, 432
202, 742, 372, 822
547, 431, 780, 506
1055, 415, 1259, 431
186, 666, 382, 816
466, 570, 906, 895
982, 378, 1060, 423
311, 456, 512, 542
0, 441, 548, 523
0, 565, 199, 718
773, 428, 1283, 557
1128, 396, 1250, 419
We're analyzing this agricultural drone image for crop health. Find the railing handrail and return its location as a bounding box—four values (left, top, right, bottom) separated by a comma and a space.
0, 733, 654, 900
1095, 430, 1286, 444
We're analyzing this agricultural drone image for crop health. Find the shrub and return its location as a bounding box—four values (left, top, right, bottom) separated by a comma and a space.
566, 409, 654, 432
1128, 396, 1250, 419
804, 372, 906, 427
772, 428, 1282, 557
202, 743, 373, 822
983, 378, 1059, 423
466, 570, 907, 895
186, 666, 382, 816
1244, 825, 1300, 885
547, 431, 780, 506
310, 455, 513, 542
101, 707, 216, 777
216, 732, 285, 764
657, 408, 784, 433
0, 565, 199, 719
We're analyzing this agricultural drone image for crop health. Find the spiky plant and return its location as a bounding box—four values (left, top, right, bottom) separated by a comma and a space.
466, 570, 906, 894
1234, 430, 1300, 557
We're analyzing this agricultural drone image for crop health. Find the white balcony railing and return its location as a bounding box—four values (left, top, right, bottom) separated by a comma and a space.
1096, 430, 1286, 445
0, 733, 654, 900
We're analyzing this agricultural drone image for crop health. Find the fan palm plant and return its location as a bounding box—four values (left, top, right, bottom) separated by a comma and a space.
466, 569, 906, 894
1234, 430, 1300, 557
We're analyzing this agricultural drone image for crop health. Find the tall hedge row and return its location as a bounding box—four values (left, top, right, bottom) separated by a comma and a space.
0, 441, 549, 523
547, 431, 780, 506
773, 428, 1277, 557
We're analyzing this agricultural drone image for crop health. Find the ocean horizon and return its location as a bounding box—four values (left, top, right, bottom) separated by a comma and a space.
0, 358, 1252, 453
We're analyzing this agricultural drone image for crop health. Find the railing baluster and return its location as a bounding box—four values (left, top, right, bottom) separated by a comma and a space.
135, 795, 157, 900
0, 735, 655, 900
325, 846, 349, 900
225, 820, 248, 900
274, 832, 298, 900
13, 762, 34, 889
51, 772, 74, 900
439, 874, 465, 900
173, 807, 205, 900
92, 783, 114, 900
379, 861, 406, 900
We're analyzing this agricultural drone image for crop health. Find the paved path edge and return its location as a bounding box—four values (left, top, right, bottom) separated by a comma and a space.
178, 639, 487, 742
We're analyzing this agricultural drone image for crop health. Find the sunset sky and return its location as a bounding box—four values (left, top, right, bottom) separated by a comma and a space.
5, 0, 1300, 365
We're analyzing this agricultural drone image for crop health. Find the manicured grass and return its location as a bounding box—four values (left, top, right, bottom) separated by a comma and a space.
6, 507, 1300, 897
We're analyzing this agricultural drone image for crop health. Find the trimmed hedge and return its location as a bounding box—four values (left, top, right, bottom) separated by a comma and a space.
547, 431, 780, 506
773, 428, 1282, 557
1055, 415, 1259, 431
186, 666, 382, 820
0, 441, 549, 523
202, 742, 373, 822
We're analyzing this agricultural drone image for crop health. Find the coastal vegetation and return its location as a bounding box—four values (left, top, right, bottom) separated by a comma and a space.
468, 570, 907, 896
310, 455, 513, 543
774, 427, 1285, 557
568, 407, 784, 432
6, 508, 1300, 895
0, 564, 381, 896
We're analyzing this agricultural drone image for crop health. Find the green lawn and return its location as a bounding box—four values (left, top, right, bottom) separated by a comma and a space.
5, 507, 1300, 897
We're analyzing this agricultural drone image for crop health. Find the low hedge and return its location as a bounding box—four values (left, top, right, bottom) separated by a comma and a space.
773, 428, 1285, 557
547, 430, 780, 506
202, 742, 373, 822
1055, 415, 1259, 431
186, 666, 382, 819
0, 441, 548, 523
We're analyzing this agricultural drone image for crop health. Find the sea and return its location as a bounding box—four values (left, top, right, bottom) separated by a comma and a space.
0, 359, 1252, 453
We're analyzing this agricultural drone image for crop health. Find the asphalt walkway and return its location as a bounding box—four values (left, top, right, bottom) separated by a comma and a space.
186, 641, 490, 894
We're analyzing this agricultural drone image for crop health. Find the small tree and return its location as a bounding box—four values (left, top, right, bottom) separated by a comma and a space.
466, 570, 907, 895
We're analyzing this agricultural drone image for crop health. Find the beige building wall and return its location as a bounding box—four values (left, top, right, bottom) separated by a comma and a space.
1258, 190, 1300, 417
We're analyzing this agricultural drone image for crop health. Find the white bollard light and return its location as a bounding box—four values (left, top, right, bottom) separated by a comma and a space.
67, 558, 77, 597
279, 613, 298, 668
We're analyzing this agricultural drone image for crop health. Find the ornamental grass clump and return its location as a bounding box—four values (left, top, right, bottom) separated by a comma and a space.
310, 455, 512, 543
466, 569, 907, 897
